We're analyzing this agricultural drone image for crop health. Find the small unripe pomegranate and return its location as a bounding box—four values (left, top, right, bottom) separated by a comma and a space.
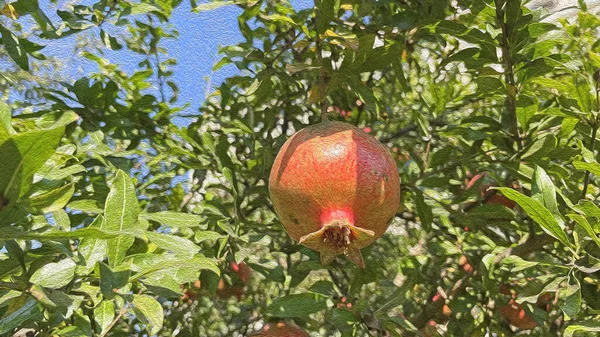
269, 122, 400, 267
249, 322, 309, 337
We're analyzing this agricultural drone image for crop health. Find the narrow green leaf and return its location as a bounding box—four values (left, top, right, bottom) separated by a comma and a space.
532, 166, 563, 227
573, 160, 600, 176
576, 200, 600, 220
129, 2, 161, 15
194, 230, 226, 243
145, 232, 199, 257
94, 300, 115, 335
141, 211, 205, 228
266, 293, 328, 318
192, 0, 239, 12
104, 170, 140, 267
0, 24, 29, 70
0, 101, 14, 135
568, 214, 600, 248
28, 183, 74, 213
501, 255, 539, 272
0, 298, 42, 334
131, 254, 219, 279
564, 322, 600, 337
30, 258, 76, 289
67, 199, 103, 214
494, 188, 571, 247
132, 294, 164, 335
413, 189, 432, 230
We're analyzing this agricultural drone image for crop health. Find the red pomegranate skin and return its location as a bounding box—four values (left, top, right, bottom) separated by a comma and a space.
269, 121, 400, 267
249, 322, 309, 337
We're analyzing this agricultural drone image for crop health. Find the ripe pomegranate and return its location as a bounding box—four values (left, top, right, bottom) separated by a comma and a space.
217, 261, 252, 300
500, 299, 537, 330
249, 322, 309, 337
269, 122, 400, 267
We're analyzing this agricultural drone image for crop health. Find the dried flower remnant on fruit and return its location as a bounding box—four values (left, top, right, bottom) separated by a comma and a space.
269, 121, 400, 267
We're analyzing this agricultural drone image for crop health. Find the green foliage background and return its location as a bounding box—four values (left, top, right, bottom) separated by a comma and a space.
1, 0, 600, 336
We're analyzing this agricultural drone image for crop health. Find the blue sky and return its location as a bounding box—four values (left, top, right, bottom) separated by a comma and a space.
37, 0, 312, 126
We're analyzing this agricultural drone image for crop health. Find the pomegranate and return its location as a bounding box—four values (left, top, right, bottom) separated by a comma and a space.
269, 122, 400, 267
249, 322, 309, 337
500, 299, 537, 330
217, 261, 252, 299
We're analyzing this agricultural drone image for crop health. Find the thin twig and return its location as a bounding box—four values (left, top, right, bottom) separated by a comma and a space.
100, 304, 129, 337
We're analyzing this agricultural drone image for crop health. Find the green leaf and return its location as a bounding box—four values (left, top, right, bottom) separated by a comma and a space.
0, 101, 14, 135
0, 298, 42, 334
30, 258, 76, 289
531, 77, 577, 97
27, 183, 74, 213
475, 76, 504, 93
192, 0, 240, 12
104, 170, 141, 267
576, 200, 600, 220
131, 254, 219, 282
132, 294, 164, 335
141, 211, 205, 229
266, 293, 328, 318
316, 0, 335, 33
413, 189, 432, 230
52, 326, 88, 337
99, 262, 130, 298
145, 232, 199, 257
560, 275, 581, 319
326, 308, 358, 331
77, 215, 108, 275
494, 188, 571, 248
129, 2, 161, 15
194, 230, 226, 243
0, 24, 29, 70
385, 316, 419, 332
564, 322, 600, 337
531, 166, 563, 227
573, 160, 600, 176
94, 300, 115, 335
501, 255, 539, 272
0, 122, 66, 202
100, 30, 122, 50
568, 214, 600, 248
67, 199, 103, 214
263, 14, 296, 25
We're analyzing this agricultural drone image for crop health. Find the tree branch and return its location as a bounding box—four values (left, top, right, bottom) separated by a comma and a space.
495, 0, 522, 151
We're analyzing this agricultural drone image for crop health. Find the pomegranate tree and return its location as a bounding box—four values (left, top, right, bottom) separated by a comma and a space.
269, 121, 400, 267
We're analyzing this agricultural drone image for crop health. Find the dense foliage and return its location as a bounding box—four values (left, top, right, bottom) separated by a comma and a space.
1, 0, 600, 336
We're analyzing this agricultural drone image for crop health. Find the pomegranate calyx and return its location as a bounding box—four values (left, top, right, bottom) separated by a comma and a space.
299, 221, 374, 268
